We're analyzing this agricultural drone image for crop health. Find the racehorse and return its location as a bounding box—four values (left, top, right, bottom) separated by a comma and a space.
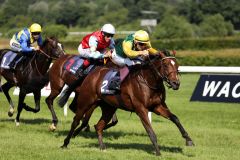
0, 37, 65, 126
61, 51, 194, 156
46, 54, 118, 131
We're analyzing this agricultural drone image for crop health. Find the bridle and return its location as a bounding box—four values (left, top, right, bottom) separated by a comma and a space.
139, 55, 179, 89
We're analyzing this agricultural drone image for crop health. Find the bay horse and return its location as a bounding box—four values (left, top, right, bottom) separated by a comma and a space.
0, 37, 65, 126
61, 51, 194, 156
46, 54, 118, 131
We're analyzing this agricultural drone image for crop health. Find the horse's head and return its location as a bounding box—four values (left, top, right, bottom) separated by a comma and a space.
39, 37, 65, 59
149, 50, 180, 90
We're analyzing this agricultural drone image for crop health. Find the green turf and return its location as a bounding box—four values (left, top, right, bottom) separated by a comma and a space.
0, 73, 239, 160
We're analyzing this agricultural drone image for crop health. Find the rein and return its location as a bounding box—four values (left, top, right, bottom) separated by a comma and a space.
138, 55, 178, 90
35, 49, 55, 76
39, 48, 57, 60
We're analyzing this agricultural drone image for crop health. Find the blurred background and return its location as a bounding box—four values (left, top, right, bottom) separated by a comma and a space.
0, 0, 239, 67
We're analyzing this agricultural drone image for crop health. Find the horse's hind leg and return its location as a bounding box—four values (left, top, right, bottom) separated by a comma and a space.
72, 104, 97, 137
153, 103, 194, 146
1, 82, 15, 117
62, 104, 90, 148
22, 90, 41, 113
94, 104, 117, 150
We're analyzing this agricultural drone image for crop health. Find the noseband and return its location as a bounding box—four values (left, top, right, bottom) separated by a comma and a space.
147, 55, 179, 88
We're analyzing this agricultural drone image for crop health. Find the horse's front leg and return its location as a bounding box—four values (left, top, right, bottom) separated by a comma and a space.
45, 89, 61, 131
22, 90, 41, 113
1, 82, 15, 117
153, 103, 194, 146
15, 89, 27, 126
136, 107, 160, 156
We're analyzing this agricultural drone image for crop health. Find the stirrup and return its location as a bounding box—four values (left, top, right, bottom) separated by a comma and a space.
108, 81, 120, 90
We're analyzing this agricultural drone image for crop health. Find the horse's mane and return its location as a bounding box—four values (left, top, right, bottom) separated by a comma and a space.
41, 37, 58, 47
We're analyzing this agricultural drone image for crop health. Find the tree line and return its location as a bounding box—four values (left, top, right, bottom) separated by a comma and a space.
0, 0, 239, 39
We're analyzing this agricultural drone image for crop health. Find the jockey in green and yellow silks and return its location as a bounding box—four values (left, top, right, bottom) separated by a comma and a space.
112, 30, 158, 67
10, 23, 43, 53
108, 30, 158, 90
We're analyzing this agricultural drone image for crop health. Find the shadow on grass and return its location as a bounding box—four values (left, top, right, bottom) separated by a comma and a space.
55, 129, 152, 139
0, 118, 51, 125
86, 142, 183, 155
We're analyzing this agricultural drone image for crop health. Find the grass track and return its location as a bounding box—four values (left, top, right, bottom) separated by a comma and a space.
0, 74, 240, 160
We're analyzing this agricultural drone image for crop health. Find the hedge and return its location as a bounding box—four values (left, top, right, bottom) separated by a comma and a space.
151, 38, 240, 50
178, 56, 240, 66
62, 37, 240, 51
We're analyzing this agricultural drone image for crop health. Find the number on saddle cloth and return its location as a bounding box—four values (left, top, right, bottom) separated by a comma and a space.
63, 56, 87, 77
0, 51, 18, 69
101, 69, 120, 95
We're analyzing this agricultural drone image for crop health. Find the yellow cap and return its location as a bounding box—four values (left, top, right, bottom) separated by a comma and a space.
30, 23, 42, 33
134, 30, 149, 43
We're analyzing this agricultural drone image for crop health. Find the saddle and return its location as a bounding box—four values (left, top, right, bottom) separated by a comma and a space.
64, 56, 101, 78
0, 50, 29, 70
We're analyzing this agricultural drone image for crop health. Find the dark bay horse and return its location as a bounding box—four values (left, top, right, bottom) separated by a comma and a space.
61, 51, 194, 156
46, 54, 118, 131
0, 37, 65, 126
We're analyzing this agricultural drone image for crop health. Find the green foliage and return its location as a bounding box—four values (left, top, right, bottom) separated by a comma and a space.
4, 28, 21, 38
151, 37, 240, 50
152, 15, 194, 39
199, 14, 234, 37
0, 0, 239, 39
42, 24, 68, 39
2, 15, 32, 30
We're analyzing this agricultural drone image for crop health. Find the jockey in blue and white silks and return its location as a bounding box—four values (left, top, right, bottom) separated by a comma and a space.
10, 23, 43, 53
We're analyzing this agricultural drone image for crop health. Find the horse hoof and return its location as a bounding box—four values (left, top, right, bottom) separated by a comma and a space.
8, 108, 14, 117
100, 145, 106, 150
156, 152, 161, 156
186, 140, 194, 146
8, 111, 14, 117
60, 145, 67, 149
49, 124, 57, 132
15, 119, 20, 127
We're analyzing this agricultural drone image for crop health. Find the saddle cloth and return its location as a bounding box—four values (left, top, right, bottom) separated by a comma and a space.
101, 69, 119, 95
64, 56, 84, 76
64, 56, 94, 77
0, 51, 17, 69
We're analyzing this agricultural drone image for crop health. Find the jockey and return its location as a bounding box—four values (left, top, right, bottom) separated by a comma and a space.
58, 23, 116, 106
108, 30, 158, 90
10, 23, 43, 53
9, 23, 43, 69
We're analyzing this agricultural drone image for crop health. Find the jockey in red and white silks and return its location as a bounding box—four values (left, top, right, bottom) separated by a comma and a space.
78, 24, 115, 60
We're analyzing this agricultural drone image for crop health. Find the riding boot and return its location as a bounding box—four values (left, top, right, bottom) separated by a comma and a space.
9, 54, 22, 70
108, 75, 121, 90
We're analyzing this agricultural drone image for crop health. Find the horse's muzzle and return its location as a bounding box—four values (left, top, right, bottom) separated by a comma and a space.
170, 80, 180, 90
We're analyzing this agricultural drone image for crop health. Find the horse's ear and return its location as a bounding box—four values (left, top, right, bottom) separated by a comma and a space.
172, 50, 176, 56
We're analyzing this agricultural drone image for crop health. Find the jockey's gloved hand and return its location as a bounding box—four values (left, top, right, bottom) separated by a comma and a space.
140, 50, 149, 57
